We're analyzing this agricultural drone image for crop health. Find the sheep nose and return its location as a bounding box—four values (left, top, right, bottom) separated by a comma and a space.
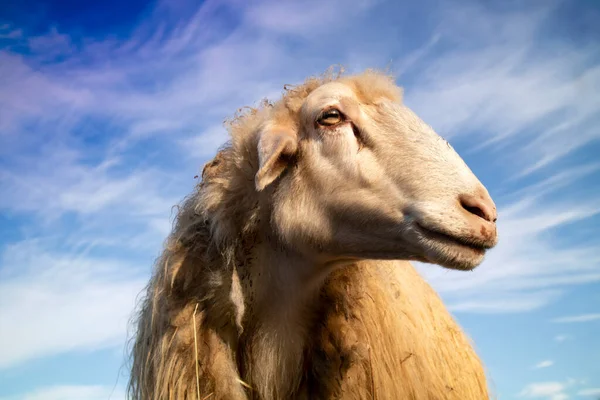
459, 190, 497, 223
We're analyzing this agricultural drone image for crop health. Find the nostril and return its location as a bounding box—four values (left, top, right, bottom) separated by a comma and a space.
459, 193, 497, 223
463, 204, 487, 220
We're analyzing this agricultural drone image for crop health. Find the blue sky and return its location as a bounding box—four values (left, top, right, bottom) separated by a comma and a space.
0, 0, 599, 399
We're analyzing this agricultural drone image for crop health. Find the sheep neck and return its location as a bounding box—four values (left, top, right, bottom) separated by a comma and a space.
236, 234, 342, 398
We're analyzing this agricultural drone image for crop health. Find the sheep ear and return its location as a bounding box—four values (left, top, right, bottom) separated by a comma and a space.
255, 127, 298, 191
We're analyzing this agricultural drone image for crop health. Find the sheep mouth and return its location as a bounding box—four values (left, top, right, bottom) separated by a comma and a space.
417, 224, 492, 251
413, 223, 493, 270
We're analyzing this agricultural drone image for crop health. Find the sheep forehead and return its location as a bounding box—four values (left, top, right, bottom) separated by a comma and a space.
303, 82, 357, 113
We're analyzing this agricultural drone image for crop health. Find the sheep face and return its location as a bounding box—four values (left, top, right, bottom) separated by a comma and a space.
256, 79, 498, 271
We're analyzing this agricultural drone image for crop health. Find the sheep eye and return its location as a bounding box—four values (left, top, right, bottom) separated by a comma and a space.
317, 109, 343, 126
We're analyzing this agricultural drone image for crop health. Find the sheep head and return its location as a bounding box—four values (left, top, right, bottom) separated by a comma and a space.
238, 71, 498, 271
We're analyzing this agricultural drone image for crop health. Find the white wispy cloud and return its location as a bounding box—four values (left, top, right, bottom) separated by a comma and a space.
551, 314, 600, 323
554, 335, 569, 343
0, 23, 23, 43
518, 379, 594, 400
0, 148, 179, 218
0, 384, 124, 400
533, 360, 554, 369
0, 239, 146, 368
518, 382, 569, 400
578, 388, 600, 397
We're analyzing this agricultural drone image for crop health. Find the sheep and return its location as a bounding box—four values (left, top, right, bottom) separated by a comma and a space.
128, 68, 498, 400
